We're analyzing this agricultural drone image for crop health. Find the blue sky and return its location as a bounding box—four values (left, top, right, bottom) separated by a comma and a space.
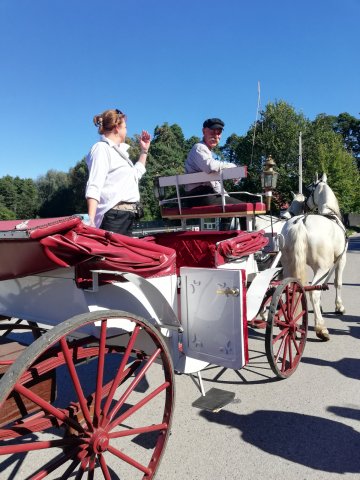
0, 0, 359, 179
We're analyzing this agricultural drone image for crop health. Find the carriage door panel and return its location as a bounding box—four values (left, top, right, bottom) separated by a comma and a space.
180, 267, 246, 370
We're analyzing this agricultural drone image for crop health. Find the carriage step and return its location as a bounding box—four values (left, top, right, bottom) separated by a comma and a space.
192, 387, 236, 412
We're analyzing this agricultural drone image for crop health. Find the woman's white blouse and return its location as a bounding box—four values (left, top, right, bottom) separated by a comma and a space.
85, 135, 145, 227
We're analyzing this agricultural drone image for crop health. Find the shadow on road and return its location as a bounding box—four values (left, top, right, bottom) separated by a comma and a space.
301, 355, 360, 380
200, 408, 360, 474
327, 405, 360, 422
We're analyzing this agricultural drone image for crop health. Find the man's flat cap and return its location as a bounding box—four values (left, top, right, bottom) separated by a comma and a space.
203, 118, 225, 129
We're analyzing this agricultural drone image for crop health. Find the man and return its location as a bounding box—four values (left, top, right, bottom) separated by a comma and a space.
185, 117, 240, 206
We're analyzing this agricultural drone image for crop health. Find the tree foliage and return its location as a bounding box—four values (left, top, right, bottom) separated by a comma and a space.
135, 123, 188, 219
0, 104, 359, 221
0, 175, 39, 219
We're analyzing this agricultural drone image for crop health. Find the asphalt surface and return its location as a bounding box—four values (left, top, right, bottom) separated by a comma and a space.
1, 234, 359, 479
156, 233, 360, 480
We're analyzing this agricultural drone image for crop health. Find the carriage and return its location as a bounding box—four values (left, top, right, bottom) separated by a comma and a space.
0, 167, 311, 479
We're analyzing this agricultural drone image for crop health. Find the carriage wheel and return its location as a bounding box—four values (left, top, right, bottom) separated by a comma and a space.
0, 310, 175, 479
248, 286, 275, 329
265, 278, 308, 379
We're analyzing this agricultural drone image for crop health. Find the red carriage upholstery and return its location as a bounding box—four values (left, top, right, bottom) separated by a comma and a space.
0, 216, 267, 284
0, 217, 176, 281
160, 202, 266, 219
151, 230, 268, 275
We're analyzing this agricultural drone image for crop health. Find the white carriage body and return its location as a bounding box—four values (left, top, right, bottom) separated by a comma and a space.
0, 167, 278, 375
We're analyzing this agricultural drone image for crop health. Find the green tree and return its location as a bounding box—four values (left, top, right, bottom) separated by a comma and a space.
304, 117, 360, 213
67, 158, 88, 214
0, 203, 16, 220
14, 177, 39, 218
0, 175, 18, 214
231, 102, 360, 213
234, 101, 309, 209
0, 175, 39, 219
221, 133, 243, 164
135, 123, 188, 219
307, 113, 360, 168
37, 169, 70, 217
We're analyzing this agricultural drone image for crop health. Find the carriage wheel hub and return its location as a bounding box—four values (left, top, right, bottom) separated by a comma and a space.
91, 430, 109, 453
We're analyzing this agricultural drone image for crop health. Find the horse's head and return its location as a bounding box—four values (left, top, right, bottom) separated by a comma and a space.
281, 192, 306, 219
305, 173, 341, 217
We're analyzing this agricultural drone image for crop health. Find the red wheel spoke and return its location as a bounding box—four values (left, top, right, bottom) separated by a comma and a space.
0, 311, 174, 479
266, 279, 308, 378
291, 333, 302, 355
94, 319, 107, 427
60, 337, 93, 431
287, 334, 293, 366
74, 455, 90, 480
0, 437, 82, 456
102, 325, 141, 418
292, 308, 306, 324
289, 284, 298, 314
74, 464, 86, 480
60, 458, 81, 480
109, 381, 170, 431
274, 318, 290, 329
13, 383, 85, 434
280, 335, 290, 372
290, 288, 302, 316
279, 298, 290, 324
296, 325, 307, 335
109, 422, 168, 439
273, 331, 286, 363
106, 347, 161, 424
87, 455, 96, 479
30, 448, 81, 480
98, 453, 112, 480
107, 444, 152, 476
272, 327, 288, 344
0, 412, 56, 440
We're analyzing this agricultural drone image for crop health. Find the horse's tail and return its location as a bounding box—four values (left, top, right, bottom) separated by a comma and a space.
282, 219, 308, 285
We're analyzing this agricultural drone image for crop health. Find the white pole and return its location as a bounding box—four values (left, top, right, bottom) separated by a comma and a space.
250, 81, 261, 165
299, 131, 303, 194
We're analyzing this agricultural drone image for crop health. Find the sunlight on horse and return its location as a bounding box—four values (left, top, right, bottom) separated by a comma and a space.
280, 174, 348, 341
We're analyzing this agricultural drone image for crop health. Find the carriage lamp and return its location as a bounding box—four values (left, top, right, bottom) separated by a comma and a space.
261, 155, 279, 211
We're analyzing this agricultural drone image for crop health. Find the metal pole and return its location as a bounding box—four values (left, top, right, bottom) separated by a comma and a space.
299, 131, 303, 194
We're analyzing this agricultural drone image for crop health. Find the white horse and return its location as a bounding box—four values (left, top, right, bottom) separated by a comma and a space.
254, 192, 306, 234
280, 174, 348, 341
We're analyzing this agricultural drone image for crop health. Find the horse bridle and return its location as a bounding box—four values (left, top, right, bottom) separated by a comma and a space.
304, 180, 321, 212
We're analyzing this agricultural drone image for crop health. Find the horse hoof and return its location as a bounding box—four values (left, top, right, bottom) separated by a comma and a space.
316, 330, 330, 341
335, 309, 345, 315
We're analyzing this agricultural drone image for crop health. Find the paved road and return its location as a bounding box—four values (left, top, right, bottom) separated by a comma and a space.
1, 235, 359, 479
156, 234, 360, 480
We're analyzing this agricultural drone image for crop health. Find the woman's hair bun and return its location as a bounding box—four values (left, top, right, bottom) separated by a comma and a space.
94, 115, 103, 128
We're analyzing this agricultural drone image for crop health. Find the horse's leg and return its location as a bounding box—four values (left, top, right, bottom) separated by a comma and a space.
310, 268, 330, 341
334, 252, 347, 314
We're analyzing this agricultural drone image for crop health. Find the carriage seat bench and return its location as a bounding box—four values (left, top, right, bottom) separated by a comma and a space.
155, 166, 266, 219
150, 230, 269, 275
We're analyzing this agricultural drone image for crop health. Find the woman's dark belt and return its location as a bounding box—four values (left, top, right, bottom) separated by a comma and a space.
111, 201, 137, 212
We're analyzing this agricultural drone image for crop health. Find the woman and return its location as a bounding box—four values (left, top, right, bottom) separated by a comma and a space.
85, 108, 151, 236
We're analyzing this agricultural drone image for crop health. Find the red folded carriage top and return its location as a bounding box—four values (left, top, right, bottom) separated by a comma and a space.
0, 216, 176, 281
0, 217, 268, 283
